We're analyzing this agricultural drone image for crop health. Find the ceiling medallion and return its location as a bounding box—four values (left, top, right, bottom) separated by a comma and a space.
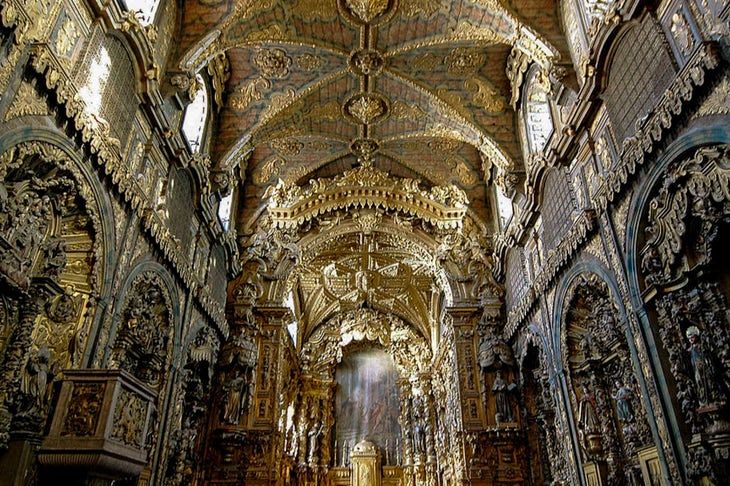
351, 138, 380, 164
344, 92, 389, 125
349, 49, 385, 76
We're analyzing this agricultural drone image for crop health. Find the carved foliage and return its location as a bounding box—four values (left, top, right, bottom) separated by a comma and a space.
640, 145, 730, 288
110, 272, 173, 388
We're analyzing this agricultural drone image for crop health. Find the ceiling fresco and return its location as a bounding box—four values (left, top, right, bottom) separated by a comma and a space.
174, 0, 567, 225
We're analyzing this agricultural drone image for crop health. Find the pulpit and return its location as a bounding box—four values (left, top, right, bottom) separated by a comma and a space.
351, 440, 381, 486
37, 369, 156, 484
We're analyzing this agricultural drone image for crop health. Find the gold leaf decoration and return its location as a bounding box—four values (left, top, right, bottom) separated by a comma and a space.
400, 0, 441, 17
254, 48, 293, 79
345, 93, 388, 124
296, 53, 326, 71
254, 156, 285, 184
292, 0, 338, 21
4, 82, 49, 121
261, 88, 298, 121
445, 48, 486, 75
436, 88, 474, 122
307, 101, 342, 122
427, 139, 460, 153
696, 76, 730, 118
271, 139, 304, 157
344, 0, 390, 23
55, 18, 79, 58
465, 77, 505, 113
229, 78, 271, 111
452, 21, 501, 43
245, 23, 287, 42
391, 100, 427, 121
411, 53, 441, 72
452, 156, 478, 186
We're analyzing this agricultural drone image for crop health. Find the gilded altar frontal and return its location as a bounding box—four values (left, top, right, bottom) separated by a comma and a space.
0, 0, 728, 484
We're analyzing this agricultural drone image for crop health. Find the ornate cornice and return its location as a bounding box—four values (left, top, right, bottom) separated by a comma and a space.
27, 44, 229, 337
266, 164, 470, 230
499, 42, 723, 340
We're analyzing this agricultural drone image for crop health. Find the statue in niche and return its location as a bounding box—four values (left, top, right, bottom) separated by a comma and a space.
221, 369, 251, 425
577, 383, 601, 454
612, 381, 634, 422
17, 346, 53, 420
492, 371, 516, 423
307, 421, 324, 464
413, 420, 426, 455
686, 326, 723, 407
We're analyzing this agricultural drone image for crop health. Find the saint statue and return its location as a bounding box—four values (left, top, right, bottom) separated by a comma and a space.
222, 373, 249, 425
612, 381, 634, 422
492, 371, 514, 423
686, 326, 721, 407
307, 421, 323, 464
19, 346, 51, 416
413, 420, 426, 455
577, 383, 601, 454
577, 383, 599, 433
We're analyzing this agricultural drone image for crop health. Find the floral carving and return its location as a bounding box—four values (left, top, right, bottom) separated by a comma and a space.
344, 93, 389, 125
253, 48, 292, 79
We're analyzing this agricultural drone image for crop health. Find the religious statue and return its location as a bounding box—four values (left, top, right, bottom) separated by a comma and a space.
492, 371, 516, 423
307, 421, 324, 464
612, 381, 634, 422
413, 420, 427, 456
18, 346, 52, 417
221, 372, 249, 425
686, 326, 722, 407
577, 383, 601, 454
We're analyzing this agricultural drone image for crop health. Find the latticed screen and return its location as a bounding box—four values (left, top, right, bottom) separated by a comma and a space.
209, 245, 227, 306
77, 32, 137, 151
506, 248, 527, 308
541, 169, 576, 250
605, 17, 674, 143
168, 168, 195, 251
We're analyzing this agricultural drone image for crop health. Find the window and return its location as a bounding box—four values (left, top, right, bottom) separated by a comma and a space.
123, 0, 160, 26
78, 45, 111, 116
496, 186, 513, 230
182, 74, 209, 153
218, 192, 233, 231
523, 69, 554, 154
284, 291, 297, 344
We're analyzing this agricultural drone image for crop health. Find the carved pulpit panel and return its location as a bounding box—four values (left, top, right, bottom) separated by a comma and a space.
351, 440, 381, 486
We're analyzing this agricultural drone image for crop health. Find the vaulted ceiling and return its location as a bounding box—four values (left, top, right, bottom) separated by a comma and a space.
175, 0, 568, 227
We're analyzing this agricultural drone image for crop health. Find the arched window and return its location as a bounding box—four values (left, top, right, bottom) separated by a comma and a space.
123, 0, 160, 25
182, 74, 209, 153
218, 192, 234, 231
78, 45, 111, 116
495, 186, 514, 230
523, 67, 554, 155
